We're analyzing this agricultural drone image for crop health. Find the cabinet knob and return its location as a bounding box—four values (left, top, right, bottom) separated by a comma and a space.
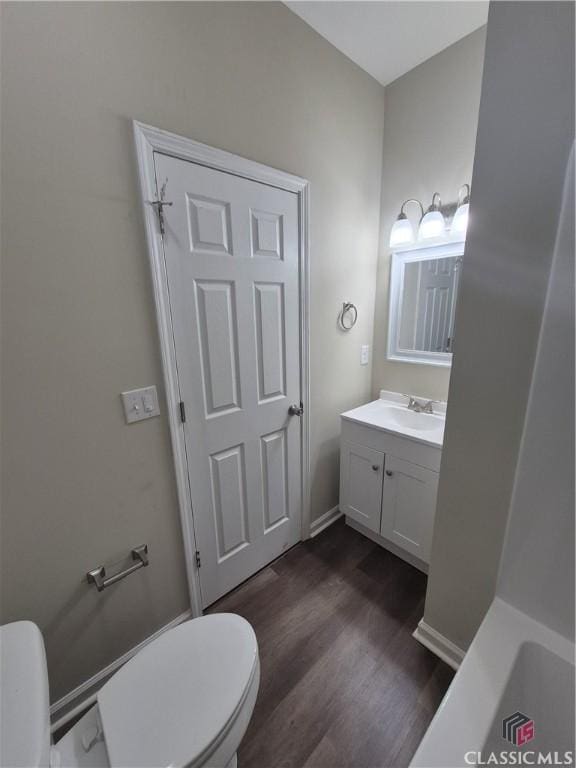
386, 470, 393, 476
372, 464, 379, 471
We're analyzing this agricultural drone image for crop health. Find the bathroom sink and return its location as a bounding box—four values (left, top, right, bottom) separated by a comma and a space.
340, 393, 446, 447
378, 404, 443, 432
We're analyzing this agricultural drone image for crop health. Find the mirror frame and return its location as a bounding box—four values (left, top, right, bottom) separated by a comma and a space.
387, 239, 465, 368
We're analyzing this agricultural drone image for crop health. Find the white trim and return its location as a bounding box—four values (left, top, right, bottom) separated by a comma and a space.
412, 618, 466, 670
50, 609, 192, 730
387, 240, 465, 368
310, 506, 342, 537
134, 122, 308, 194
387, 352, 452, 368
392, 236, 465, 254
133, 123, 203, 616
299, 184, 312, 539
132, 122, 312, 612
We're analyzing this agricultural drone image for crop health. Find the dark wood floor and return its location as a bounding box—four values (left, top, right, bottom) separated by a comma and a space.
208, 519, 454, 768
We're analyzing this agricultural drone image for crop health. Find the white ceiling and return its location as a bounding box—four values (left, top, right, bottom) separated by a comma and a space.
285, 1, 488, 86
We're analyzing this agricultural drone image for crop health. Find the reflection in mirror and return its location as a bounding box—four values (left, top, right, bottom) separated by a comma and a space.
398, 256, 462, 353
387, 242, 465, 367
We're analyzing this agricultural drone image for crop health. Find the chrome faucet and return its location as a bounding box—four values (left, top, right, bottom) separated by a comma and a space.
403, 395, 437, 414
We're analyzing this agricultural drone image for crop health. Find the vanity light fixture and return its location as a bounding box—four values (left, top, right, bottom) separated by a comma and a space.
389, 185, 471, 248
389, 198, 424, 247
418, 192, 446, 241
451, 184, 470, 239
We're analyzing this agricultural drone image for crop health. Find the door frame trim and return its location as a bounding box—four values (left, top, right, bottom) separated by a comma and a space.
133, 121, 311, 615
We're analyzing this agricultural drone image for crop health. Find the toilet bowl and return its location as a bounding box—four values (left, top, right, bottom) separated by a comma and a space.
0, 614, 259, 768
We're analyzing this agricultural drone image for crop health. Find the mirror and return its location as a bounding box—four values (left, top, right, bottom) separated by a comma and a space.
387, 241, 464, 367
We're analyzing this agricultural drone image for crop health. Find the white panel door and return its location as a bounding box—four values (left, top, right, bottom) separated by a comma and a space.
415, 258, 458, 353
380, 456, 439, 562
154, 152, 301, 607
339, 442, 384, 533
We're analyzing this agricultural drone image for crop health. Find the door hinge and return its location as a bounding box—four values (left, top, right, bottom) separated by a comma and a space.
179, 401, 186, 423
146, 178, 173, 237
195, 550, 202, 568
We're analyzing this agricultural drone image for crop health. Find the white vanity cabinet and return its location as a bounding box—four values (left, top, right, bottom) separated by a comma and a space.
339, 395, 444, 572
339, 442, 385, 533
380, 456, 439, 563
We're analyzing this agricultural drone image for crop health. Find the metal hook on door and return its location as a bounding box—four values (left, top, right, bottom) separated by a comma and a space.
147, 178, 173, 236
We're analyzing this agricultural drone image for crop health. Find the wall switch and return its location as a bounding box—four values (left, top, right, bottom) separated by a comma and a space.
361, 345, 370, 366
121, 386, 160, 424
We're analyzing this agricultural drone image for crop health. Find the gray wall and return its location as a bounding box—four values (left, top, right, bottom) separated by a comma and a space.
0, 1, 384, 702
372, 28, 486, 402
423, 1, 575, 651
497, 144, 574, 641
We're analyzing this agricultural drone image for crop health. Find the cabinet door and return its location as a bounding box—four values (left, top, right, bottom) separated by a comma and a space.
380, 456, 439, 562
340, 442, 384, 533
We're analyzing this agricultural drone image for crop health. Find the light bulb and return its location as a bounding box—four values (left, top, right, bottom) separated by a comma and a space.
451, 183, 470, 240
418, 192, 446, 241
389, 215, 414, 247
451, 202, 469, 239
418, 210, 446, 240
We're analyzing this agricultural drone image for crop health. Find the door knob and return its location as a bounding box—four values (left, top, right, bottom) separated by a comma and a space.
372, 464, 379, 472
288, 404, 303, 416
386, 470, 393, 477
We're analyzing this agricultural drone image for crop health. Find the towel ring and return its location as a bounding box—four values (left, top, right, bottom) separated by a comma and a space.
338, 302, 358, 331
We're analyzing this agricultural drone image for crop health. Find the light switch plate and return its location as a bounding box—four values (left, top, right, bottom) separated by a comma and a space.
361, 345, 370, 365
121, 386, 160, 424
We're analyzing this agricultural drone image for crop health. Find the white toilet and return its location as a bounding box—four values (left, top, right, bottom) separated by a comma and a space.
0, 613, 260, 768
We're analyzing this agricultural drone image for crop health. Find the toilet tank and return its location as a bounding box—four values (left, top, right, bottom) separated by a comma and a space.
0, 621, 52, 768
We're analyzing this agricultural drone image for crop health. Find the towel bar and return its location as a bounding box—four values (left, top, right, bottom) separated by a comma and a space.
87, 544, 149, 592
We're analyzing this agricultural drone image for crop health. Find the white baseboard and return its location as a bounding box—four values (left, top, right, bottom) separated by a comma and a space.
310, 506, 342, 537
50, 608, 192, 731
413, 618, 466, 670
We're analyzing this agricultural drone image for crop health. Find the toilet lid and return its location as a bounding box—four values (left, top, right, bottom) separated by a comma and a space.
97, 613, 258, 768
